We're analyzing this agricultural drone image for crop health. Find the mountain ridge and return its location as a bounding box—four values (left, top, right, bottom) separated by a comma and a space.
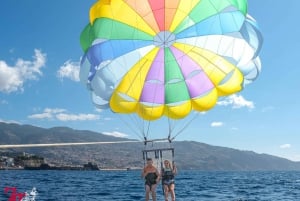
1, 122, 300, 170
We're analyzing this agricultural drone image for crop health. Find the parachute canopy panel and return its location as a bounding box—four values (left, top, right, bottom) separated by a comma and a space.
80, 0, 263, 120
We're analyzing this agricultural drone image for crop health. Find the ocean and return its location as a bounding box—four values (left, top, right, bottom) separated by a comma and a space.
1, 170, 300, 201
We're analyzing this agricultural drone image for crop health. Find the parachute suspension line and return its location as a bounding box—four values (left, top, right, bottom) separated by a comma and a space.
171, 112, 200, 140
116, 114, 144, 141
142, 117, 175, 146
128, 115, 144, 140
171, 148, 175, 164
119, 55, 153, 141
142, 110, 200, 147
142, 119, 152, 145
167, 117, 175, 143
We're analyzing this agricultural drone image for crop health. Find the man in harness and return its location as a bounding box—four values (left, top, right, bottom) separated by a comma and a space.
141, 158, 160, 201
161, 160, 177, 201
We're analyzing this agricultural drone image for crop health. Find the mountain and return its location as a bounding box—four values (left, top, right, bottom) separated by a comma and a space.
1, 122, 300, 170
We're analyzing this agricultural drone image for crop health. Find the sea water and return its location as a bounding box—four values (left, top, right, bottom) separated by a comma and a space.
1, 170, 300, 201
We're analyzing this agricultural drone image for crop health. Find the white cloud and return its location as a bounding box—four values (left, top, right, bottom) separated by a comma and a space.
194, 111, 206, 115
217, 94, 254, 109
0, 49, 46, 93
280, 144, 291, 149
95, 108, 103, 113
57, 60, 80, 82
291, 155, 300, 162
28, 108, 99, 121
56, 113, 99, 121
103, 131, 128, 138
28, 112, 53, 120
44, 108, 66, 114
211, 122, 224, 127
0, 119, 20, 124
28, 108, 66, 120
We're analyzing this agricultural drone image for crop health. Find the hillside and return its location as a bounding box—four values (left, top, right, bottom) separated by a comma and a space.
1, 122, 300, 170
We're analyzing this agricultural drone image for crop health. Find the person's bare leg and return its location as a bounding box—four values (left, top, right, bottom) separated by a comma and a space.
151, 184, 157, 201
145, 185, 150, 201
164, 185, 169, 201
170, 184, 175, 201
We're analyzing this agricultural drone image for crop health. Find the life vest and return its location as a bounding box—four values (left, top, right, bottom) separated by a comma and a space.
162, 168, 175, 183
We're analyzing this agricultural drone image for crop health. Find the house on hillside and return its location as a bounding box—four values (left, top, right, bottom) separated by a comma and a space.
0, 156, 14, 168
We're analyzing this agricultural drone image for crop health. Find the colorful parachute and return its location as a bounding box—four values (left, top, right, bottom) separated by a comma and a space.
80, 0, 263, 121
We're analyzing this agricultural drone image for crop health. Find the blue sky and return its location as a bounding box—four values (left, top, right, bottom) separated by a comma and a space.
1, 0, 300, 161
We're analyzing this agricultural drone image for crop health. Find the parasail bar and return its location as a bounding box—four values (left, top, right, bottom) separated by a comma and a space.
142, 147, 174, 153
143, 137, 174, 145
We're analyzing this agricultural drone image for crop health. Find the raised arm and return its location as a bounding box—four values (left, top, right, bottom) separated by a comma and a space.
172, 162, 177, 175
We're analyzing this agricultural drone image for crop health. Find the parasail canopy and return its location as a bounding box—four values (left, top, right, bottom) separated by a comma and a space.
79, 0, 263, 121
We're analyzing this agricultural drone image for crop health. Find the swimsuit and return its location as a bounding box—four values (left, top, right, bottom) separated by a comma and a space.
145, 172, 158, 189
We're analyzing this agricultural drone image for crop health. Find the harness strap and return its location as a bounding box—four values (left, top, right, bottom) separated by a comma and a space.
160, 150, 164, 194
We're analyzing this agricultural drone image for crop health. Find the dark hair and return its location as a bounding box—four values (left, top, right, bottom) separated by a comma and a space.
146, 158, 152, 161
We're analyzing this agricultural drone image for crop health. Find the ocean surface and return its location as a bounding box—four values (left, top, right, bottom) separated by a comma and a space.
1, 170, 300, 201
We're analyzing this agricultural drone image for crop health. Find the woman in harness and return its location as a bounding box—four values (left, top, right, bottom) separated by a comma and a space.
141, 158, 160, 201
161, 160, 177, 201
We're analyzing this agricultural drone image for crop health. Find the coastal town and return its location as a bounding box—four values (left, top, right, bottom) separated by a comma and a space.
0, 152, 100, 171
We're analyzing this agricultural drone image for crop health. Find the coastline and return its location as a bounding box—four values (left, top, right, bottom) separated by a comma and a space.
0, 166, 142, 171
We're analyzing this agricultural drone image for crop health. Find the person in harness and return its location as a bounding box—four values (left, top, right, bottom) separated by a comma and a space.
161, 160, 177, 201
141, 158, 160, 201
